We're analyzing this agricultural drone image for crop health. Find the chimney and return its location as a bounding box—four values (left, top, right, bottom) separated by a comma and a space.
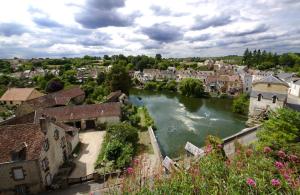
39, 117, 47, 134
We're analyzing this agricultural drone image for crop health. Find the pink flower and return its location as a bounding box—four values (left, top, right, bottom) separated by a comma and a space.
275, 161, 284, 169
263, 146, 272, 153
127, 167, 134, 174
205, 144, 212, 154
283, 173, 291, 180
271, 179, 281, 187
288, 155, 298, 162
277, 150, 286, 159
246, 178, 256, 187
246, 149, 253, 157
133, 159, 139, 165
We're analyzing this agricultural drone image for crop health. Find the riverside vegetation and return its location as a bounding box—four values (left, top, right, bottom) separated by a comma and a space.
117, 108, 300, 194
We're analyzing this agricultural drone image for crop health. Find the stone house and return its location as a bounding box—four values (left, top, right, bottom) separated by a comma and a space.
36, 103, 121, 130
0, 118, 70, 194
249, 75, 289, 118
16, 86, 85, 117
240, 73, 253, 94
0, 88, 45, 106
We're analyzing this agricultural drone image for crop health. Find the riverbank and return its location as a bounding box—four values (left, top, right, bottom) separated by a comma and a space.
129, 89, 247, 158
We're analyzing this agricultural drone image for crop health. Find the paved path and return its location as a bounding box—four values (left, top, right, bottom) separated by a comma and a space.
69, 130, 106, 178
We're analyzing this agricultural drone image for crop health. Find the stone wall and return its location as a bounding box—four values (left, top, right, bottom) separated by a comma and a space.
0, 160, 42, 194
222, 126, 260, 157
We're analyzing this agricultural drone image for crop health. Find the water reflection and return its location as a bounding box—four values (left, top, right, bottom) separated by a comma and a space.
129, 89, 247, 157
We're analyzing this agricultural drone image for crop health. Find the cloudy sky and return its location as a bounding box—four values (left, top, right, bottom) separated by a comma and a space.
0, 0, 300, 58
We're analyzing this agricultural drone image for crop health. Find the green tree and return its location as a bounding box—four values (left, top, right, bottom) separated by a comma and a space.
45, 78, 64, 92
106, 64, 131, 94
232, 94, 249, 115
257, 108, 300, 150
179, 78, 205, 98
106, 123, 139, 148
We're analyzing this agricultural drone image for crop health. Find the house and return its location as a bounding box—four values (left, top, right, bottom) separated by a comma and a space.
289, 79, 300, 97
0, 117, 70, 194
36, 103, 121, 130
16, 86, 85, 116
277, 72, 296, 85
248, 75, 289, 119
240, 73, 253, 94
0, 88, 44, 106
105, 90, 128, 104
0, 112, 80, 157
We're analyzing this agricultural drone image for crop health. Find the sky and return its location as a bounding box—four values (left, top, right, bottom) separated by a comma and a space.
0, 0, 300, 58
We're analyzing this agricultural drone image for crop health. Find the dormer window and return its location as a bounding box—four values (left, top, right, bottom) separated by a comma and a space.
258, 94, 262, 101
11, 142, 27, 161
43, 139, 49, 151
272, 95, 277, 103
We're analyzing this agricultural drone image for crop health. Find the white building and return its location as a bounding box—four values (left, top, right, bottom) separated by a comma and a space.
249, 75, 289, 117
289, 79, 300, 97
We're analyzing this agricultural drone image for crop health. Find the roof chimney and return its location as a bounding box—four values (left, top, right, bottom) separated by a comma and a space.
39, 117, 47, 134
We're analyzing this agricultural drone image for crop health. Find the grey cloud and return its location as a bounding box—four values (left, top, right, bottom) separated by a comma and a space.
185, 34, 211, 42
33, 17, 63, 28
150, 5, 171, 16
226, 24, 268, 37
141, 23, 183, 43
192, 14, 233, 30
78, 33, 112, 46
75, 0, 137, 28
150, 5, 187, 17
0, 23, 28, 36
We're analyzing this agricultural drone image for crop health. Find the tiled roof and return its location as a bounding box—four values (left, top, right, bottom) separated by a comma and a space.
0, 112, 35, 126
24, 86, 84, 109
253, 75, 289, 87
36, 103, 121, 122
0, 88, 41, 101
54, 122, 79, 132
106, 90, 122, 102
0, 124, 44, 163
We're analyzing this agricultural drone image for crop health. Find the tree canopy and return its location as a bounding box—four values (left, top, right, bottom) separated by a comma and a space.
179, 78, 205, 98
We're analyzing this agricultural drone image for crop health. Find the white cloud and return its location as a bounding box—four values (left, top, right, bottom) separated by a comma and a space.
0, 0, 299, 58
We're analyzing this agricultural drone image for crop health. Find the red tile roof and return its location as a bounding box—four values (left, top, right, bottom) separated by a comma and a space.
0, 88, 44, 101
24, 86, 85, 109
0, 124, 44, 163
37, 103, 121, 122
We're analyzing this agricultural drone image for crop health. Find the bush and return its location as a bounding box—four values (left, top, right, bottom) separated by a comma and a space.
45, 78, 64, 92
232, 94, 249, 115
179, 78, 205, 98
257, 108, 300, 150
96, 123, 139, 170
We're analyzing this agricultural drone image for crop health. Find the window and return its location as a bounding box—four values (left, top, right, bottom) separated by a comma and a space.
41, 157, 49, 171
12, 167, 25, 180
61, 136, 66, 148
43, 139, 49, 151
45, 173, 52, 186
10, 101, 13, 105
54, 129, 59, 140
258, 94, 262, 101
272, 95, 277, 103
246, 87, 248, 91
267, 83, 271, 87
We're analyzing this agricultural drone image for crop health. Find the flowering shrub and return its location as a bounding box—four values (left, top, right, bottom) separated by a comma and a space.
120, 144, 300, 194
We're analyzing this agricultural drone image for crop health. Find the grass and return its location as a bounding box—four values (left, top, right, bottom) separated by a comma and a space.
137, 131, 154, 155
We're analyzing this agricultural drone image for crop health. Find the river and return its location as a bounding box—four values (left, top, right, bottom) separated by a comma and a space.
129, 89, 247, 158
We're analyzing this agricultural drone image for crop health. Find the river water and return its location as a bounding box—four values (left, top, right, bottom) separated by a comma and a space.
129, 89, 247, 158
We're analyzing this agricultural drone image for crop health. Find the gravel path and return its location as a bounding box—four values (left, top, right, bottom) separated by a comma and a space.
69, 130, 106, 178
